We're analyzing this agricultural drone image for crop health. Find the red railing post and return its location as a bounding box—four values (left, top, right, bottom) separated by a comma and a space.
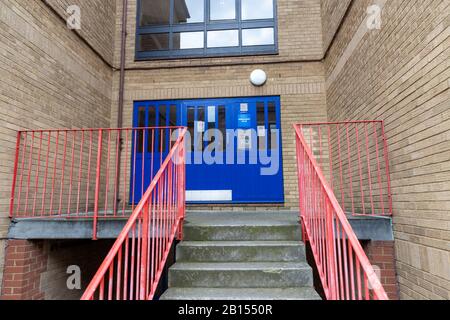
295, 127, 307, 242
381, 121, 393, 215
181, 139, 186, 238
93, 129, 103, 240
177, 134, 186, 240
9, 131, 22, 218
325, 202, 338, 300
140, 202, 149, 300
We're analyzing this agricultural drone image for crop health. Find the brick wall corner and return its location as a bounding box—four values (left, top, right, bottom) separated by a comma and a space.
0, 240, 47, 300
364, 240, 400, 300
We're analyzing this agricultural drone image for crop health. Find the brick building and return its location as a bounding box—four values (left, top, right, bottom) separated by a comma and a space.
0, 0, 448, 300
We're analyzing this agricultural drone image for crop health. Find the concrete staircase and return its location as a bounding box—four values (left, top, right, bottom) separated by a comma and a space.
160, 211, 321, 300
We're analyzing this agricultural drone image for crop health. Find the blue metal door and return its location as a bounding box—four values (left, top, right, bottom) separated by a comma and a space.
228, 98, 284, 203
132, 96, 284, 204
131, 101, 179, 203
181, 100, 232, 203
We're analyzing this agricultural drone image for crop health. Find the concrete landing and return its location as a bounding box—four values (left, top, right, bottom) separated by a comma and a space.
7, 211, 393, 241
185, 211, 299, 226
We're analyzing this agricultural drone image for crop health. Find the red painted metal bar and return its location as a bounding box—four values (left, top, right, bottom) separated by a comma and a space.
295, 124, 389, 300
299, 121, 393, 217
80, 128, 186, 300
85, 131, 93, 215
66, 132, 76, 215
40, 133, 51, 215
381, 122, 394, 215
32, 132, 44, 216
58, 131, 68, 215
24, 132, 35, 213
122, 130, 130, 217
16, 132, 28, 215
48, 132, 59, 215
364, 124, 375, 215
9, 132, 22, 218
76, 131, 85, 216
92, 130, 103, 240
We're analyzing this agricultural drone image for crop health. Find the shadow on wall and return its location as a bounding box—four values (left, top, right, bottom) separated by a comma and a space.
304, 241, 326, 299
41, 240, 115, 300
41, 239, 177, 300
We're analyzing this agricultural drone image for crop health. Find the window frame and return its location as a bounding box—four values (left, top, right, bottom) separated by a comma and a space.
135, 0, 278, 60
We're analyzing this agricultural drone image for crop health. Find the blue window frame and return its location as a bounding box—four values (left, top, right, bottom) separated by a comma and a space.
136, 0, 278, 60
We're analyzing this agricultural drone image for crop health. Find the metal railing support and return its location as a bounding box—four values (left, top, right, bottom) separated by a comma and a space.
9, 132, 22, 218
93, 129, 103, 240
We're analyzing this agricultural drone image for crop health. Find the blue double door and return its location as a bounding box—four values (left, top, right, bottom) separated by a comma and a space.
132, 96, 284, 204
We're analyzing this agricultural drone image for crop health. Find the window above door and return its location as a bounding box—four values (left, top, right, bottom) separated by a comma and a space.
136, 0, 278, 60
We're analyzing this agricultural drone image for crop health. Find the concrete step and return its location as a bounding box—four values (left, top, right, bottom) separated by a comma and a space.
183, 225, 302, 241
183, 211, 302, 241
176, 241, 306, 262
160, 287, 321, 300
168, 262, 313, 288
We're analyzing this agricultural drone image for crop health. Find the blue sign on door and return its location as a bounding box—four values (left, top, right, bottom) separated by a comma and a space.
237, 113, 252, 128
132, 96, 284, 204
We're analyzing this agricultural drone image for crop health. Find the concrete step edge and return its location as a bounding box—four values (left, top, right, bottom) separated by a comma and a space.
160, 287, 321, 300
177, 241, 305, 247
169, 262, 311, 271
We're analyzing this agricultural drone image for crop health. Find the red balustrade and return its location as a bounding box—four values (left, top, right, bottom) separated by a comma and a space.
295, 123, 389, 300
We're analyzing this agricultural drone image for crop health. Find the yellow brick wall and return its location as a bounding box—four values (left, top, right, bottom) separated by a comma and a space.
320, 0, 352, 53
324, 0, 450, 299
45, 0, 117, 65
0, 0, 114, 237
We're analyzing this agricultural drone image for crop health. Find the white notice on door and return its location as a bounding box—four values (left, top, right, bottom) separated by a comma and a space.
257, 126, 266, 137
196, 121, 205, 133
208, 106, 216, 123
238, 129, 252, 150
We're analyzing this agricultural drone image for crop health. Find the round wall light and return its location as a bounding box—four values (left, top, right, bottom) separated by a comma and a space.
250, 69, 267, 87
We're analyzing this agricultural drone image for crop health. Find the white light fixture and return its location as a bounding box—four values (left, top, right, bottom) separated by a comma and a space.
250, 69, 267, 87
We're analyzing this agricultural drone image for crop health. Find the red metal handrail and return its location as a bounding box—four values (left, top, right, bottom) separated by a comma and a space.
295, 124, 388, 300
81, 127, 187, 300
9, 127, 184, 239
299, 121, 392, 217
